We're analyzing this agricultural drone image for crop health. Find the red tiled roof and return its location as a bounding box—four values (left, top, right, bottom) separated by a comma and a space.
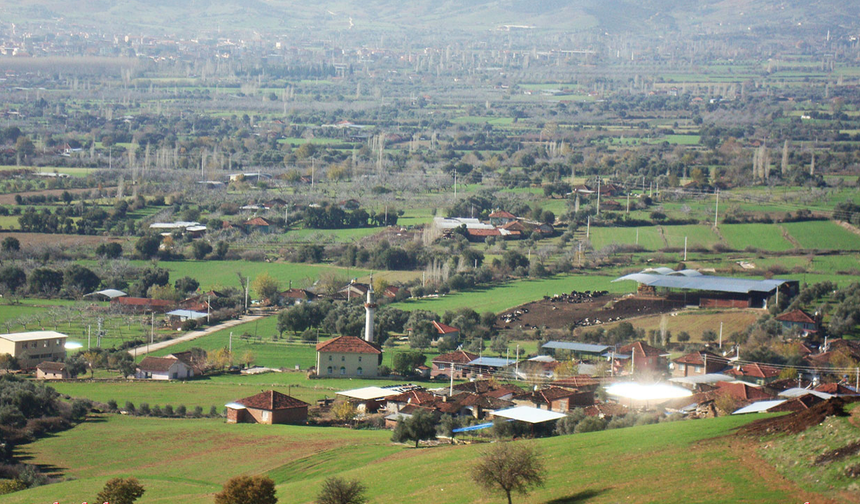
434, 351, 478, 365
316, 336, 382, 354
237, 390, 309, 410
726, 363, 780, 379
500, 221, 526, 231
715, 381, 774, 401
515, 386, 578, 404
244, 217, 272, 226
484, 385, 523, 398
584, 403, 628, 418
617, 341, 663, 358
814, 383, 856, 395
775, 309, 816, 324
673, 351, 725, 366
280, 288, 314, 299
387, 390, 437, 405
489, 210, 516, 219
137, 356, 180, 373
432, 321, 459, 335
466, 228, 502, 237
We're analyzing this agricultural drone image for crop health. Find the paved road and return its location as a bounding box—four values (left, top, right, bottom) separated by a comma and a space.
127, 316, 262, 357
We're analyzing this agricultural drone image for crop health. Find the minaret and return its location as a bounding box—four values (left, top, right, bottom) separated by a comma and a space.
364, 279, 377, 343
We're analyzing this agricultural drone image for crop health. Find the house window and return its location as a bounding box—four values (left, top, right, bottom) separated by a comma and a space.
43, 341, 49, 348
56, 339, 61, 346
357, 367, 363, 375
327, 366, 333, 374
262, 411, 269, 421
328, 355, 332, 361
341, 356, 345, 362
340, 366, 346, 375
438, 364, 446, 370
358, 356, 362, 362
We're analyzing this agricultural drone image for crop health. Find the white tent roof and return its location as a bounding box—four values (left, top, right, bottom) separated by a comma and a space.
0, 331, 68, 342
87, 289, 127, 299
732, 400, 786, 415
492, 406, 566, 424
669, 373, 734, 385
336, 386, 403, 401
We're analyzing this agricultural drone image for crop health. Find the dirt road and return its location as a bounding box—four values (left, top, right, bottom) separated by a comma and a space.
127, 316, 262, 357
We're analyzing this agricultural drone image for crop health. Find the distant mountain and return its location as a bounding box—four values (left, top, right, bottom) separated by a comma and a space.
5, 0, 859, 37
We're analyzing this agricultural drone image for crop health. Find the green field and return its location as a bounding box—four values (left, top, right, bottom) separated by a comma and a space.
6, 411, 819, 504
588, 226, 665, 251
661, 224, 721, 250
719, 223, 795, 251
782, 221, 860, 250
402, 274, 623, 314
87, 260, 373, 292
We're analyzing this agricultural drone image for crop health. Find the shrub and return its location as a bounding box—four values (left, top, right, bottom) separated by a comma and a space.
176, 405, 187, 417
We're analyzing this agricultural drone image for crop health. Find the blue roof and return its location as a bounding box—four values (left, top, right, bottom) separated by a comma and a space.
468, 357, 517, 367
542, 341, 610, 353
452, 422, 497, 433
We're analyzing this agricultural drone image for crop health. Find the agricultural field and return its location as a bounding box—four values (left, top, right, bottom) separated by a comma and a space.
599, 309, 761, 343
402, 274, 624, 314
6, 412, 826, 504
782, 221, 860, 250
719, 223, 795, 252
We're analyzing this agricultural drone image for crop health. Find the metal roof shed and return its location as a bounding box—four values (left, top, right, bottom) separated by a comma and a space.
542, 341, 610, 354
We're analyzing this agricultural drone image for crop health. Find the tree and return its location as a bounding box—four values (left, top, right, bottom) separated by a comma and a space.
252, 273, 281, 303
0, 266, 26, 294
391, 408, 437, 448
95, 242, 123, 259
332, 401, 357, 423
316, 477, 367, 504
701, 329, 718, 344
471, 443, 546, 504
135, 235, 161, 258
191, 240, 213, 260
1, 236, 20, 252
174, 276, 200, 295
64, 264, 101, 294
215, 475, 277, 504
96, 477, 145, 504
28, 268, 63, 296
392, 351, 426, 376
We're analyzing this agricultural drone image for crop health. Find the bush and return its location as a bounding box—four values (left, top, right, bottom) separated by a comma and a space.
163, 405, 175, 417
124, 401, 135, 414
107, 399, 118, 411
176, 405, 187, 417
181, 319, 199, 331
138, 403, 150, 416
192, 406, 203, 418
70, 399, 90, 421
573, 416, 606, 433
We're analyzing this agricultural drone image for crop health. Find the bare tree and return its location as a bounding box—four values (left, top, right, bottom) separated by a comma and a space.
471, 442, 546, 504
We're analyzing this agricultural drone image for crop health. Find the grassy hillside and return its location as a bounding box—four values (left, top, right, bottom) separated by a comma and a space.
7, 412, 830, 504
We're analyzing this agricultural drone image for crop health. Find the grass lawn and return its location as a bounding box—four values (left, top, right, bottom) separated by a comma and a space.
661, 224, 721, 250
783, 221, 860, 250
7, 412, 819, 504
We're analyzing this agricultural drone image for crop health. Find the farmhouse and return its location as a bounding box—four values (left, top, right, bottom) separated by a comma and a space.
613, 341, 667, 375
613, 268, 798, 309
671, 350, 728, 378
431, 350, 477, 379
135, 356, 194, 380
315, 336, 382, 377
226, 390, 309, 425
775, 309, 819, 335
0, 331, 67, 368
431, 321, 460, 340
36, 361, 69, 380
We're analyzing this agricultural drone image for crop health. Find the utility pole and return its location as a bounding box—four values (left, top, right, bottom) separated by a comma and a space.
515, 345, 520, 381
719, 322, 723, 349
586, 215, 590, 239
244, 277, 249, 314
626, 192, 630, 213
684, 236, 687, 261
207, 295, 211, 324
149, 312, 154, 354
714, 189, 720, 228
229, 332, 233, 354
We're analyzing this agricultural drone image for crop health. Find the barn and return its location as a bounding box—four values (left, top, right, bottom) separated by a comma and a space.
613, 268, 798, 309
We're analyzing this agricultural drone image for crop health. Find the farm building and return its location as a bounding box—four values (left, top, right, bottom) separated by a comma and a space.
613, 268, 798, 309
135, 356, 194, 380
541, 341, 610, 360
775, 309, 819, 335
36, 361, 69, 380
226, 390, 309, 425
0, 331, 67, 369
